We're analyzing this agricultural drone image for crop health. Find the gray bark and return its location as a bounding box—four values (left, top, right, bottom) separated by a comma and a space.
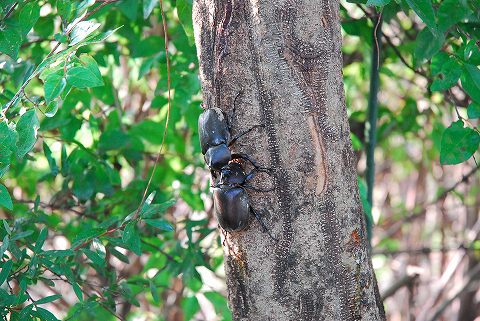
192, 1, 386, 320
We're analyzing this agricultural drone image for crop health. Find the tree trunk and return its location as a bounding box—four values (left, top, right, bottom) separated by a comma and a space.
192, 1, 386, 320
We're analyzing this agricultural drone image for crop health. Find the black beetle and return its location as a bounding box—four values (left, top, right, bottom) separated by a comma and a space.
198, 107, 232, 171
212, 162, 276, 240
198, 97, 262, 171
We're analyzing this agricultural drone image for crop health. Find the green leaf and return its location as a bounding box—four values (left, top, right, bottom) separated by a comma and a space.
140, 199, 176, 218
66, 62, 104, 89
82, 27, 121, 45
18, 305, 33, 320
1, 1, 16, 11
0, 260, 13, 286
109, 247, 130, 263
69, 21, 101, 46
176, 0, 194, 45
461, 64, 480, 103
43, 142, 59, 175
130, 120, 165, 144
73, 282, 83, 301
204, 292, 232, 320
414, 28, 444, 67
44, 101, 59, 118
35, 294, 62, 305
144, 219, 174, 231
437, 0, 469, 33
464, 40, 480, 64
11, 230, 34, 241
16, 110, 40, 159
430, 59, 462, 92
431, 52, 449, 75
366, 0, 391, 6
467, 103, 480, 119
19, 2, 40, 35
440, 120, 480, 165
0, 28, 21, 59
118, 0, 138, 20
42, 249, 75, 257
79, 54, 103, 80
34, 307, 60, 321
181, 296, 201, 321
72, 173, 95, 200
0, 184, 13, 210
143, 0, 158, 18
405, 0, 437, 34
57, 0, 73, 21
149, 280, 160, 303
0, 235, 9, 258
98, 129, 129, 150
2, 221, 12, 235
123, 221, 142, 255
34, 227, 48, 253
83, 249, 105, 266
44, 73, 67, 104
0, 122, 17, 178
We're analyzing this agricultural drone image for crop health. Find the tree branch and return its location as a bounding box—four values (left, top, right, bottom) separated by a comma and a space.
426, 263, 480, 321
376, 164, 480, 245
381, 272, 419, 301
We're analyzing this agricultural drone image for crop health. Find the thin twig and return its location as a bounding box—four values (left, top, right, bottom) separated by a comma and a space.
1, 2, 18, 21
426, 263, 480, 321
366, 7, 382, 206
373, 243, 476, 256
133, 0, 172, 220
2, 0, 118, 115
356, 4, 427, 78
381, 273, 419, 300
376, 164, 480, 245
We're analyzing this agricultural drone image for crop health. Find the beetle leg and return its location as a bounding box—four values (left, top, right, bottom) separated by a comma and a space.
250, 207, 277, 241
231, 153, 272, 173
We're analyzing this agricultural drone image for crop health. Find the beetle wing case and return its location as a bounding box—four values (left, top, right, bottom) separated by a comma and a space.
213, 187, 250, 232
198, 107, 230, 154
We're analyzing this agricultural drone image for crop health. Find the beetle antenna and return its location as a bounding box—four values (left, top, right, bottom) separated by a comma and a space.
227, 90, 243, 129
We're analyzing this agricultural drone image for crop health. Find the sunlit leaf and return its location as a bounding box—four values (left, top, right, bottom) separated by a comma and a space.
123, 221, 142, 255
36, 294, 62, 305
0, 28, 21, 59
143, 0, 158, 18
405, 0, 437, 34
69, 21, 101, 46
44, 73, 67, 103
144, 219, 174, 231
19, 2, 40, 35
16, 110, 40, 159
440, 120, 480, 165
176, 0, 194, 45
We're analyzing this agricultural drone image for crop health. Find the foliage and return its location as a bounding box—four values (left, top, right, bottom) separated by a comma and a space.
345, 0, 480, 167
0, 0, 228, 320
0, 0, 478, 320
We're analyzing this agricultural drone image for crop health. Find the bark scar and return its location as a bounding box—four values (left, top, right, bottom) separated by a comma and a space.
306, 114, 327, 195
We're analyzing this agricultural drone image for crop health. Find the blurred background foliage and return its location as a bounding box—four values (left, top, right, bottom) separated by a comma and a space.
0, 0, 479, 320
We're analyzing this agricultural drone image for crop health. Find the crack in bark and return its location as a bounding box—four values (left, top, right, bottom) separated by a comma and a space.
275, 1, 359, 320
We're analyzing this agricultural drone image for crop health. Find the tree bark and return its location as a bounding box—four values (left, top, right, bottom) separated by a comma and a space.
193, 1, 386, 320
